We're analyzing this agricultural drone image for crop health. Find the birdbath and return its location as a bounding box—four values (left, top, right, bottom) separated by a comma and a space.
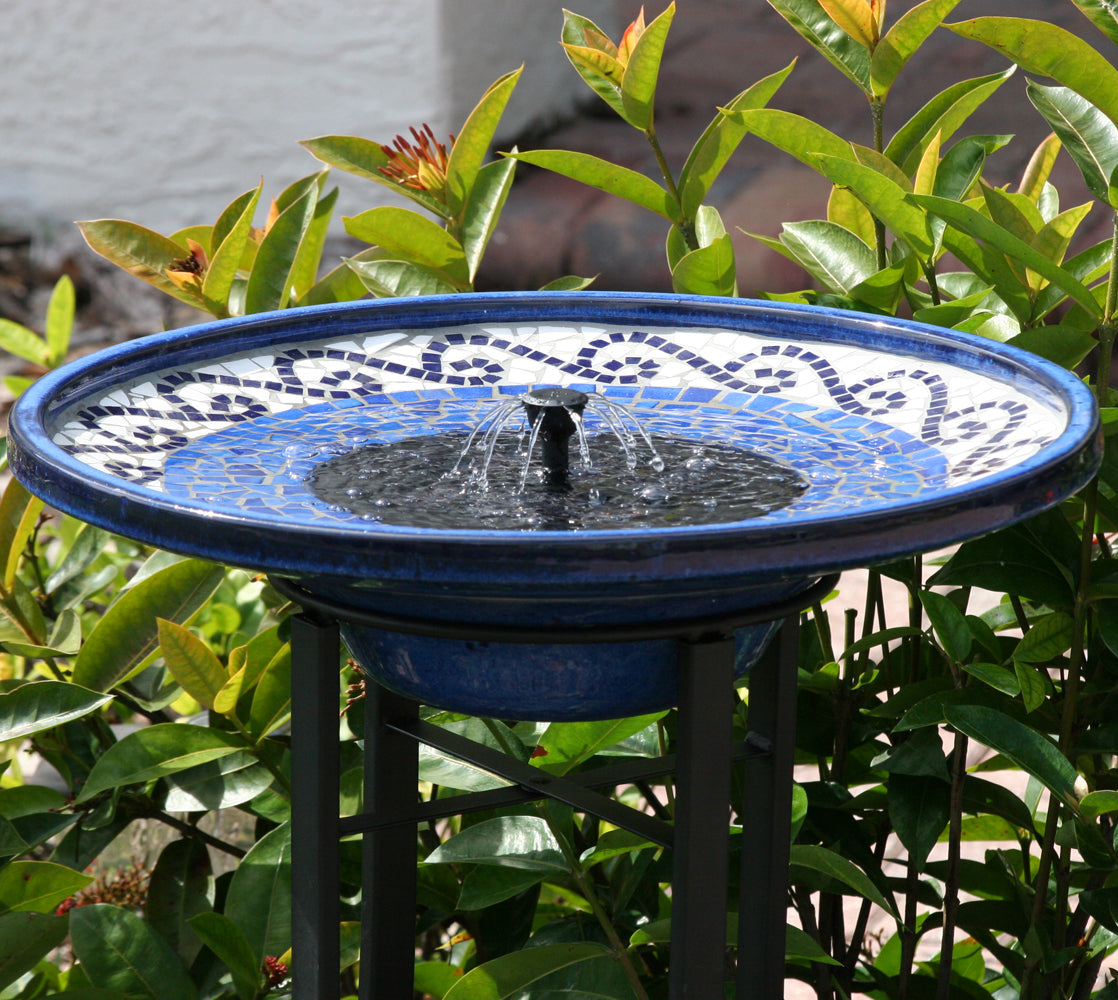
8, 291, 1100, 1000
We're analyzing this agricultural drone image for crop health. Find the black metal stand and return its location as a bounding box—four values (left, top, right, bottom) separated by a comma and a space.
280, 574, 837, 1000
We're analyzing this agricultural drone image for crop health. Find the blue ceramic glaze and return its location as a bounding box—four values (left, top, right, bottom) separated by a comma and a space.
9, 293, 1101, 719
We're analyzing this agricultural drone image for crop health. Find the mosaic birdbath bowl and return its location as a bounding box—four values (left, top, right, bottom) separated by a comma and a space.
9, 292, 1100, 720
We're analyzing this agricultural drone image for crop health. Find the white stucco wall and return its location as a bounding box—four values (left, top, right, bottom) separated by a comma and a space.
0, 1, 616, 236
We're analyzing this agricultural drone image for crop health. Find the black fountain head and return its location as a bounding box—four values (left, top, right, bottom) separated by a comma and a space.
518, 387, 589, 489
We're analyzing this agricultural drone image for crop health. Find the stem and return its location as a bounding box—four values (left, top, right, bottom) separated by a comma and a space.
543, 805, 650, 1000
871, 97, 888, 271
934, 730, 968, 1000
645, 125, 694, 249
148, 807, 247, 858
896, 858, 920, 1000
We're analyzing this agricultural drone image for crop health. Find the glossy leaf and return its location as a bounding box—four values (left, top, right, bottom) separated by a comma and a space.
158, 618, 226, 711
620, 3, 675, 131
789, 844, 896, 916
164, 754, 273, 812
458, 866, 552, 911
344, 206, 470, 289
671, 234, 737, 296
443, 942, 616, 1000
300, 134, 449, 219
1018, 132, 1062, 204
948, 17, 1118, 129
511, 149, 678, 221
768, 0, 871, 93
561, 10, 628, 121
44, 274, 74, 365
243, 187, 317, 313
728, 108, 852, 170
910, 194, 1101, 316
202, 183, 261, 316
460, 155, 517, 282
213, 625, 285, 714
818, 0, 877, 48
539, 274, 598, 291
76, 219, 202, 309
72, 559, 225, 691
420, 718, 526, 792
189, 912, 263, 1000
287, 183, 337, 304
247, 642, 292, 740
679, 60, 795, 217
1026, 80, 1118, 205
872, 0, 961, 98
920, 589, 972, 662
941, 704, 1078, 807
0, 476, 44, 591
0, 680, 111, 743
775, 220, 877, 294
344, 252, 460, 299
223, 822, 291, 962
886, 67, 1015, 175
1071, 0, 1118, 47
1013, 660, 1048, 714
300, 258, 369, 306
77, 724, 245, 803
0, 912, 67, 990
446, 67, 522, 214
535, 712, 667, 776
70, 904, 198, 1000
425, 816, 566, 872
145, 839, 212, 967
0, 861, 92, 914
888, 774, 950, 872
812, 154, 933, 256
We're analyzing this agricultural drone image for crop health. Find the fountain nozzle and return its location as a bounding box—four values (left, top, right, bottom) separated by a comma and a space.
519, 387, 589, 489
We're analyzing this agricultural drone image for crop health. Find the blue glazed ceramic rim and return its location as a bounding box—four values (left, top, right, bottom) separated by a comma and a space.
9, 291, 1101, 587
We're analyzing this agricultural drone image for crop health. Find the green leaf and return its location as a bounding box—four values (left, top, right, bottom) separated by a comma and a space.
920, 590, 972, 662
948, 17, 1118, 132
510, 149, 678, 221
0, 861, 92, 914
70, 904, 198, 1000
1013, 611, 1076, 663
461, 156, 517, 282
416, 961, 462, 999
679, 60, 795, 218
77, 219, 203, 309
786, 924, 842, 966
158, 619, 226, 710
1013, 660, 1048, 714
789, 844, 896, 916
164, 754, 273, 812
941, 704, 1078, 808
72, 559, 225, 692
146, 839, 212, 968
813, 154, 933, 256
538, 274, 597, 292
223, 822, 291, 962
1080, 789, 1118, 819
535, 712, 667, 776
299, 259, 369, 306
0, 319, 48, 366
619, 3, 675, 131
0, 476, 44, 591
911, 194, 1102, 317
244, 187, 318, 313
1071, 0, 1118, 47
561, 10, 628, 121
671, 234, 737, 296
300, 134, 450, 219
1009, 325, 1101, 369
0, 912, 68, 990
188, 912, 263, 1000
446, 67, 522, 214
425, 816, 566, 873
767, 0, 871, 93
888, 774, 951, 872
886, 67, 1016, 175
1026, 80, 1118, 205
442, 942, 614, 1000
458, 867, 552, 911
419, 718, 526, 792
776, 220, 877, 294
0, 680, 111, 742
962, 662, 1020, 697
728, 108, 852, 171
202, 184, 261, 316
247, 642, 292, 740
871, 0, 962, 98
344, 206, 470, 289
44, 274, 75, 366
77, 724, 245, 803
344, 252, 461, 298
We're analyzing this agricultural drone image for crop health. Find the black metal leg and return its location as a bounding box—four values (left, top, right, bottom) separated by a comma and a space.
359, 680, 419, 1000
290, 613, 342, 1000
669, 633, 736, 1000
737, 615, 800, 1000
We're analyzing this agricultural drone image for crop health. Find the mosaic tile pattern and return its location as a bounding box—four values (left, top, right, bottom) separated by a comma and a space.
50, 323, 1067, 511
